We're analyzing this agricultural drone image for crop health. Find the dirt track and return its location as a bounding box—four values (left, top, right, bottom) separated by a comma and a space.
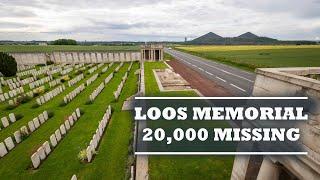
167, 60, 233, 96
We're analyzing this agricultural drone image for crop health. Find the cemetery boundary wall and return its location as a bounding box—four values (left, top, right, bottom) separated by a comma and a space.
9, 52, 142, 65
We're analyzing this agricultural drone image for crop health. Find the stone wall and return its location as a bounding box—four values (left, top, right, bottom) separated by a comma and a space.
231, 67, 320, 180
10, 52, 142, 65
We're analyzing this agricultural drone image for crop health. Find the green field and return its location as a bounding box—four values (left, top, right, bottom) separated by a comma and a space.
0, 62, 138, 179
144, 62, 234, 179
0, 45, 139, 53
176, 45, 320, 71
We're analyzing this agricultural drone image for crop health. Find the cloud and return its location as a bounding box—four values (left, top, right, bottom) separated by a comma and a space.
0, 0, 319, 41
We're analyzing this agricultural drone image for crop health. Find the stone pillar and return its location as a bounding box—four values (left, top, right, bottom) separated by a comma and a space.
231, 155, 251, 180
257, 157, 279, 180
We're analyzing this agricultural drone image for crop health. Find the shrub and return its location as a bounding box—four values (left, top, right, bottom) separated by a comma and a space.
31, 103, 40, 109
0, 52, 17, 77
21, 130, 29, 141
60, 75, 70, 83
46, 60, 54, 65
59, 101, 67, 107
47, 111, 54, 118
15, 114, 24, 120
5, 104, 17, 110
33, 86, 45, 96
79, 108, 85, 115
77, 149, 87, 162
17, 95, 32, 104
85, 99, 93, 105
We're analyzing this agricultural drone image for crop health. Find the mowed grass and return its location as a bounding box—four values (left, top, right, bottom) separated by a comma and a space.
0, 62, 138, 179
0, 45, 139, 53
145, 62, 234, 180
176, 45, 320, 71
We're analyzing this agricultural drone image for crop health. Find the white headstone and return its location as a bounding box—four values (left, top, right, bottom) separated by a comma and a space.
76, 108, 81, 118
42, 141, 51, 155
4, 137, 15, 151
14, 130, 22, 143
0, 94, 5, 101
33, 118, 40, 129
72, 112, 77, 121
28, 121, 36, 132
59, 125, 66, 135
0, 142, 8, 157
31, 152, 41, 169
64, 120, 70, 131
55, 129, 62, 142
20, 126, 29, 135
43, 111, 48, 120
37, 147, 46, 160
38, 114, 45, 124
92, 135, 98, 149
68, 116, 74, 126
8, 113, 16, 123
50, 134, 57, 147
86, 146, 92, 163
1, 117, 10, 128
71, 175, 77, 180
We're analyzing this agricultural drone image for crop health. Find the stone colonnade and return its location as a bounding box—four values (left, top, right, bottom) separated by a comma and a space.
231, 67, 320, 180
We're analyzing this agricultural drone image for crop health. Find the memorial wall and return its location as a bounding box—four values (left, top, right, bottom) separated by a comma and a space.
9, 52, 142, 65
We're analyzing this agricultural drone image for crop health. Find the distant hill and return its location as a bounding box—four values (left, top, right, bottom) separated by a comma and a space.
190, 32, 225, 44
188, 32, 282, 45
237, 32, 259, 39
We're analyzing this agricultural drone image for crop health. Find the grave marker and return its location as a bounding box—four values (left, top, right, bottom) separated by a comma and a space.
4, 137, 15, 151
42, 141, 51, 155
1, 117, 9, 128
50, 134, 57, 147
14, 130, 22, 143
37, 147, 46, 160
31, 152, 41, 169
0, 142, 8, 157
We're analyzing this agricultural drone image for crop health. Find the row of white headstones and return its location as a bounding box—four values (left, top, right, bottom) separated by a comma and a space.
86, 105, 112, 162
68, 74, 84, 87
0, 64, 98, 157
0, 110, 50, 158
29, 76, 53, 89
31, 108, 81, 169
36, 85, 66, 105
1, 61, 131, 161
0, 87, 24, 102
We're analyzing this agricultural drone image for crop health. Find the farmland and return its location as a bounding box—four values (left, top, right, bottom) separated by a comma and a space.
0, 45, 139, 53
176, 45, 320, 71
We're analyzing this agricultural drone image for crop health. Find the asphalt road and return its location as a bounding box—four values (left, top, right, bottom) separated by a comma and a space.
165, 48, 256, 96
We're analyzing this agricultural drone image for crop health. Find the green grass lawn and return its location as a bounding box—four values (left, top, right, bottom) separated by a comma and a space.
0, 45, 139, 53
0, 62, 138, 179
176, 45, 320, 71
144, 62, 234, 180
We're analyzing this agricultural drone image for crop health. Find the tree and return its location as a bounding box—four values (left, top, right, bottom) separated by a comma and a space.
51, 39, 77, 45
0, 52, 17, 77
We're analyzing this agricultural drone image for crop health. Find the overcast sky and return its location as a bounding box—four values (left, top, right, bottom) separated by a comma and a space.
0, 0, 319, 41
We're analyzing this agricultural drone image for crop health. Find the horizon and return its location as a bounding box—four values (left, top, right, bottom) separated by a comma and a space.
0, 0, 319, 41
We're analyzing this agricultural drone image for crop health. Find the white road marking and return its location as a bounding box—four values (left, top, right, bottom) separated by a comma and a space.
198, 67, 204, 71
170, 50, 254, 83
192, 64, 197, 67
230, 83, 246, 92
205, 71, 213, 76
216, 76, 226, 82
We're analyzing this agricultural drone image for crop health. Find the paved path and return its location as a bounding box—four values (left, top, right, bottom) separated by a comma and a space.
165, 48, 256, 96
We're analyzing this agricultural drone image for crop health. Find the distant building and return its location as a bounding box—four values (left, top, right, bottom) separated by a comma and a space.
140, 44, 164, 61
